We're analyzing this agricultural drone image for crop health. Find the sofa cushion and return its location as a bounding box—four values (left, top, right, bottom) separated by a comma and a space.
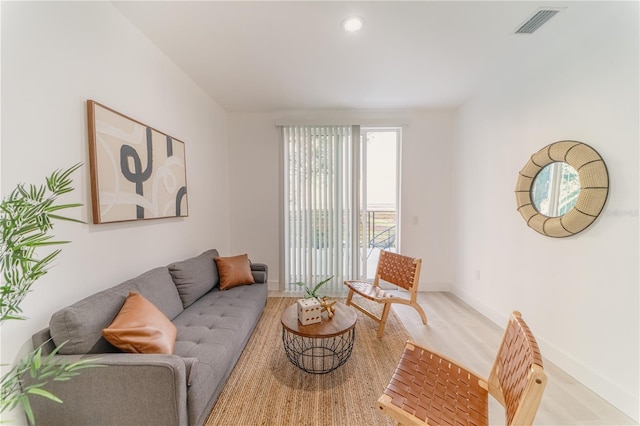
171, 282, 268, 424
50, 267, 184, 355
168, 249, 219, 308
102, 292, 177, 354
215, 254, 255, 290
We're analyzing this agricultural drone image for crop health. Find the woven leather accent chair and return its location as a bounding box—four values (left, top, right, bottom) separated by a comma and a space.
344, 250, 427, 339
377, 311, 546, 426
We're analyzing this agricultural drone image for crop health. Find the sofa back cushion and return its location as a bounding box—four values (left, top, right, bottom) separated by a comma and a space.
49, 267, 184, 355
168, 249, 220, 308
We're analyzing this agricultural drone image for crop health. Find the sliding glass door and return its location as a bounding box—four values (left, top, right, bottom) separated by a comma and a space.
360, 128, 400, 280
281, 125, 401, 293
281, 125, 358, 294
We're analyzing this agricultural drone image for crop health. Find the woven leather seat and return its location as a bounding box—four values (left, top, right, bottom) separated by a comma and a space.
377, 311, 546, 426
344, 250, 427, 338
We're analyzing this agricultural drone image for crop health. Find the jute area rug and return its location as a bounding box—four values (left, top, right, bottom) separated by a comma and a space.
205, 297, 410, 426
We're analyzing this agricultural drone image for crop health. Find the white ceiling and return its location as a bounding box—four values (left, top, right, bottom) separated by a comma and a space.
113, 1, 616, 112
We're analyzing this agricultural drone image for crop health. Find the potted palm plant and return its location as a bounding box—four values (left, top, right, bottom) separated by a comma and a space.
293, 276, 337, 319
0, 164, 101, 424
293, 276, 334, 300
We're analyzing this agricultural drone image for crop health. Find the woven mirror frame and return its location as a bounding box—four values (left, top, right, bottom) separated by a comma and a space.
515, 141, 609, 238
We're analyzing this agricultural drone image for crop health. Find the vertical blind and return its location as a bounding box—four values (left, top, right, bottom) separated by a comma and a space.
282, 125, 358, 294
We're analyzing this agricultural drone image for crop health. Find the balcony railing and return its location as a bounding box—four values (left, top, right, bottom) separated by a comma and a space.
286, 208, 396, 282
364, 209, 396, 250
287, 209, 396, 250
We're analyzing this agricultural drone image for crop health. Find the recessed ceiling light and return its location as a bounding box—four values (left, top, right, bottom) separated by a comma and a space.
342, 16, 364, 32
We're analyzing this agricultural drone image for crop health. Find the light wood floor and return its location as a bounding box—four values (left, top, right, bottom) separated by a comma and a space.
390, 291, 637, 426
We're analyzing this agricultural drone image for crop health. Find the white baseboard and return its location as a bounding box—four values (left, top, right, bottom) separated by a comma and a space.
267, 281, 280, 293
538, 334, 639, 422
420, 281, 451, 292
449, 285, 508, 325
450, 285, 639, 422
268, 281, 451, 293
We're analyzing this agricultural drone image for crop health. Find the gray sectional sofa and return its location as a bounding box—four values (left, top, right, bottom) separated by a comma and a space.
25, 249, 268, 426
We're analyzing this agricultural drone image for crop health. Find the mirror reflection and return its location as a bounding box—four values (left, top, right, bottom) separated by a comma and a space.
531, 162, 581, 217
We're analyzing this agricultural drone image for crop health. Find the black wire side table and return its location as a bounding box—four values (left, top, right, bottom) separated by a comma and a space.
281, 302, 357, 374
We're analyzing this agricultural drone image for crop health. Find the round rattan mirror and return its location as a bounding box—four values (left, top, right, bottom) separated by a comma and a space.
515, 141, 609, 237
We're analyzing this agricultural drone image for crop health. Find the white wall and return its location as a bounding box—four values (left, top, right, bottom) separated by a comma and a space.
452, 2, 639, 420
1, 3, 229, 421
227, 110, 454, 291
226, 112, 280, 280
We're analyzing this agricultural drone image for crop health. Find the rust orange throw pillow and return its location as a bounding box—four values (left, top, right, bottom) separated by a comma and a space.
215, 254, 255, 290
102, 292, 177, 354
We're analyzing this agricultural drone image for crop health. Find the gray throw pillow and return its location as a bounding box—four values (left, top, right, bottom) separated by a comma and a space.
168, 249, 220, 308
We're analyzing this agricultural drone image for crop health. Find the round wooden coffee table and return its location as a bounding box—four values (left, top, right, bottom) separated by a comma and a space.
281, 302, 357, 374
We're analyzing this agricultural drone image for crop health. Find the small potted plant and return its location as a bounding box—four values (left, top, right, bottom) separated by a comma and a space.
293, 276, 337, 319
293, 276, 333, 299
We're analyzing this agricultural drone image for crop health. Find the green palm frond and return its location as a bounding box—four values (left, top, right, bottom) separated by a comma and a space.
0, 341, 104, 425
293, 276, 334, 299
0, 163, 83, 323
0, 163, 103, 424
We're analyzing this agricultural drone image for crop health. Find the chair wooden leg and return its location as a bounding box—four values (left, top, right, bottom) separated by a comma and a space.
410, 302, 428, 325
346, 289, 354, 306
377, 303, 392, 338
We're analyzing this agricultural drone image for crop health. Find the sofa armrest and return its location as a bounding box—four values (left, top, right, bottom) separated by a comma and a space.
250, 262, 268, 284
22, 353, 189, 426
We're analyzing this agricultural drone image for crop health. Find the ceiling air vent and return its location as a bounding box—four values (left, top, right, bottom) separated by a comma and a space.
515, 8, 562, 34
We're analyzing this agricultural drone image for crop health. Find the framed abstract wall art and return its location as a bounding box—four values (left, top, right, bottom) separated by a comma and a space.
87, 100, 188, 224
